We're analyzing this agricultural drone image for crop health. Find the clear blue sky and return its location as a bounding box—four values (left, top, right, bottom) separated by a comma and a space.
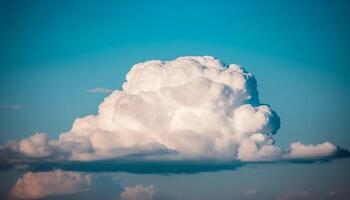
1, 0, 350, 151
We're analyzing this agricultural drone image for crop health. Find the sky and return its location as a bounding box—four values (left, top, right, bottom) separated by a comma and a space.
0, 0, 350, 199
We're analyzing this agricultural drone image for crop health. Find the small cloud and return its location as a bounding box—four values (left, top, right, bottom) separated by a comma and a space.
286, 142, 337, 159
245, 189, 258, 195
120, 185, 156, 200
18, 132, 52, 158
86, 87, 114, 93
277, 190, 310, 200
8, 170, 92, 199
0, 105, 23, 109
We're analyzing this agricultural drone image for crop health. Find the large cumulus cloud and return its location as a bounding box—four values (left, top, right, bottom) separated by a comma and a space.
0, 56, 344, 163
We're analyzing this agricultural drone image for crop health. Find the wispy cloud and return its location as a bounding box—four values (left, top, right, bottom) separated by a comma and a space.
245, 189, 258, 195
277, 190, 310, 200
0, 104, 24, 109
86, 87, 114, 93
120, 185, 156, 200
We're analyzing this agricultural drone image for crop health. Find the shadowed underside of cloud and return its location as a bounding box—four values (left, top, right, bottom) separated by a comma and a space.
2, 150, 349, 174
0, 56, 348, 169
24, 161, 245, 174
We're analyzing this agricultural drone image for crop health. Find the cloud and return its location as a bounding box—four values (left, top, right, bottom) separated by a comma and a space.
286, 142, 337, 159
276, 190, 350, 200
277, 190, 310, 200
18, 133, 52, 158
245, 189, 258, 195
120, 185, 156, 200
86, 87, 114, 93
0, 56, 347, 165
0, 105, 23, 109
7, 170, 91, 199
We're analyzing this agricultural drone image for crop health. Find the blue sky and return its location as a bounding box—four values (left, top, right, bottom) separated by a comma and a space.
1, 1, 350, 199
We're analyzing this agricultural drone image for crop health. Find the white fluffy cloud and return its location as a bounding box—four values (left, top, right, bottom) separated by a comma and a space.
287, 142, 337, 159
8, 170, 91, 199
56, 56, 280, 161
18, 133, 52, 158
1, 56, 340, 162
120, 185, 155, 200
